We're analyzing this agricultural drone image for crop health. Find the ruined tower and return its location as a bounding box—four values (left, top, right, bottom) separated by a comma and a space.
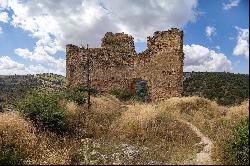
66, 28, 184, 101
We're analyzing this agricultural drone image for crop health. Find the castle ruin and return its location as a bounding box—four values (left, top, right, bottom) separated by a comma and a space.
66, 28, 184, 101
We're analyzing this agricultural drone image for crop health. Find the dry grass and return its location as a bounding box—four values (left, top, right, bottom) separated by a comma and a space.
57, 95, 125, 137
109, 102, 202, 164
84, 95, 126, 137
0, 112, 36, 161
155, 97, 248, 139
111, 104, 158, 139
227, 100, 249, 119
156, 96, 249, 164
27, 131, 81, 165
1, 95, 248, 165
60, 95, 204, 164
0, 111, 85, 165
65, 101, 85, 135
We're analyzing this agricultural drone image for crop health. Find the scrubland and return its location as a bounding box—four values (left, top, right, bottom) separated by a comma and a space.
0, 90, 248, 165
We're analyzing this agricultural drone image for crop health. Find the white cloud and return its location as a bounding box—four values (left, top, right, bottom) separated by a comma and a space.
15, 47, 66, 74
1, 0, 198, 75
4, 0, 198, 46
184, 44, 232, 72
216, 45, 220, 50
205, 26, 216, 38
223, 0, 240, 10
0, 56, 65, 75
233, 27, 249, 58
0, 0, 8, 9
0, 56, 25, 70
0, 11, 9, 23
0, 26, 2, 34
26, 64, 65, 75
0, 56, 27, 75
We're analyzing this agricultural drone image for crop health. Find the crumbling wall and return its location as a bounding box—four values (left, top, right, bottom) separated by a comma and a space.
133, 28, 184, 101
66, 28, 184, 101
66, 32, 136, 93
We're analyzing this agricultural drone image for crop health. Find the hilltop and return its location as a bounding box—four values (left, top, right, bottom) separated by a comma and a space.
0, 72, 249, 165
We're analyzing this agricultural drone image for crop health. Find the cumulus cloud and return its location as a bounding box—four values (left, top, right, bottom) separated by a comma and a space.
184, 44, 232, 72
0, 56, 27, 74
5, 0, 198, 45
1, 0, 198, 75
0, 0, 8, 9
15, 47, 66, 74
26, 64, 65, 75
0, 11, 9, 23
233, 27, 249, 58
0, 56, 25, 70
205, 26, 216, 38
0, 56, 65, 75
0, 0, 199, 75
223, 0, 240, 10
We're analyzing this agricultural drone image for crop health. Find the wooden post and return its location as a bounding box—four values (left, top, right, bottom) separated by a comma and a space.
86, 44, 91, 110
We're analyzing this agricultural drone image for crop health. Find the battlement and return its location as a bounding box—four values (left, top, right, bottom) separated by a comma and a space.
66, 28, 184, 101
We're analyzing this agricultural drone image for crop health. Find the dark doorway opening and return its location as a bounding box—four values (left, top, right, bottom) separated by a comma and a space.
133, 79, 149, 102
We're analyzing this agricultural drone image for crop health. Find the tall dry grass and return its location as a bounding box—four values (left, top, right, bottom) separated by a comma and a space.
155, 96, 248, 140
0, 112, 36, 164
156, 96, 249, 164
0, 111, 86, 165
65, 95, 125, 136
27, 131, 78, 165
1, 94, 248, 165
84, 95, 126, 137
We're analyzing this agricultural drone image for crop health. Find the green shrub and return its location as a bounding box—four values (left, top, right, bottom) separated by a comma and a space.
223, 117, 249, 165
16, 92, 68, 133
62, 89, 86, 105
14, 87, 89, 133
103, 35, 117, 46
110, 89, 134, 101
0, 146, 26, 165
62, 86, 98, 105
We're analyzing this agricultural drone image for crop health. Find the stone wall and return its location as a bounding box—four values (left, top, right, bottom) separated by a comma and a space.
66, 28, 184, 101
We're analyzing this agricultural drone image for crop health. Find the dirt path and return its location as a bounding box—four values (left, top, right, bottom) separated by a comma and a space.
181, 120, 214, 165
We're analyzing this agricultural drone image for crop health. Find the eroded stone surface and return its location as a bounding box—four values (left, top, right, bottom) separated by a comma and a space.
66, 28, 184, 101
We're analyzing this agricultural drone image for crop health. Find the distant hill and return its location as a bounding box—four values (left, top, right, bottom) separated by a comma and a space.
0, 73, 66, 105
0, 72, 248, 106
183, 72, 249, 106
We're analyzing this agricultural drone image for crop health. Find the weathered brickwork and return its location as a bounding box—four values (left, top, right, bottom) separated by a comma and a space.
66, 28, 184, 101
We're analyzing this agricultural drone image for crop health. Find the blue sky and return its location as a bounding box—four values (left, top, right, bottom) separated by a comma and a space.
0, 0, 249, 75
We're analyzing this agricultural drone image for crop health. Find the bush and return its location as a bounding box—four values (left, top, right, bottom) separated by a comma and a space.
16, 92, 68, 133
14, 86, 90, 133
0, 146, 26, 165
62, 86, 99, 105
110, 89, 134, 101
62, 89, 86, 105
223, 117, 249, 165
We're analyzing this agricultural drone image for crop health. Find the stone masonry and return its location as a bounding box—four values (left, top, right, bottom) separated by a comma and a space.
66, 28, 184, 101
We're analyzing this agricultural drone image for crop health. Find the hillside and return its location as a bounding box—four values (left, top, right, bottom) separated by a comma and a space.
183, 72, 249, 106
0, 72, 249, 165
0, 72, 248, 107
0, 73, 66, 106
0, 93, 248, 165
